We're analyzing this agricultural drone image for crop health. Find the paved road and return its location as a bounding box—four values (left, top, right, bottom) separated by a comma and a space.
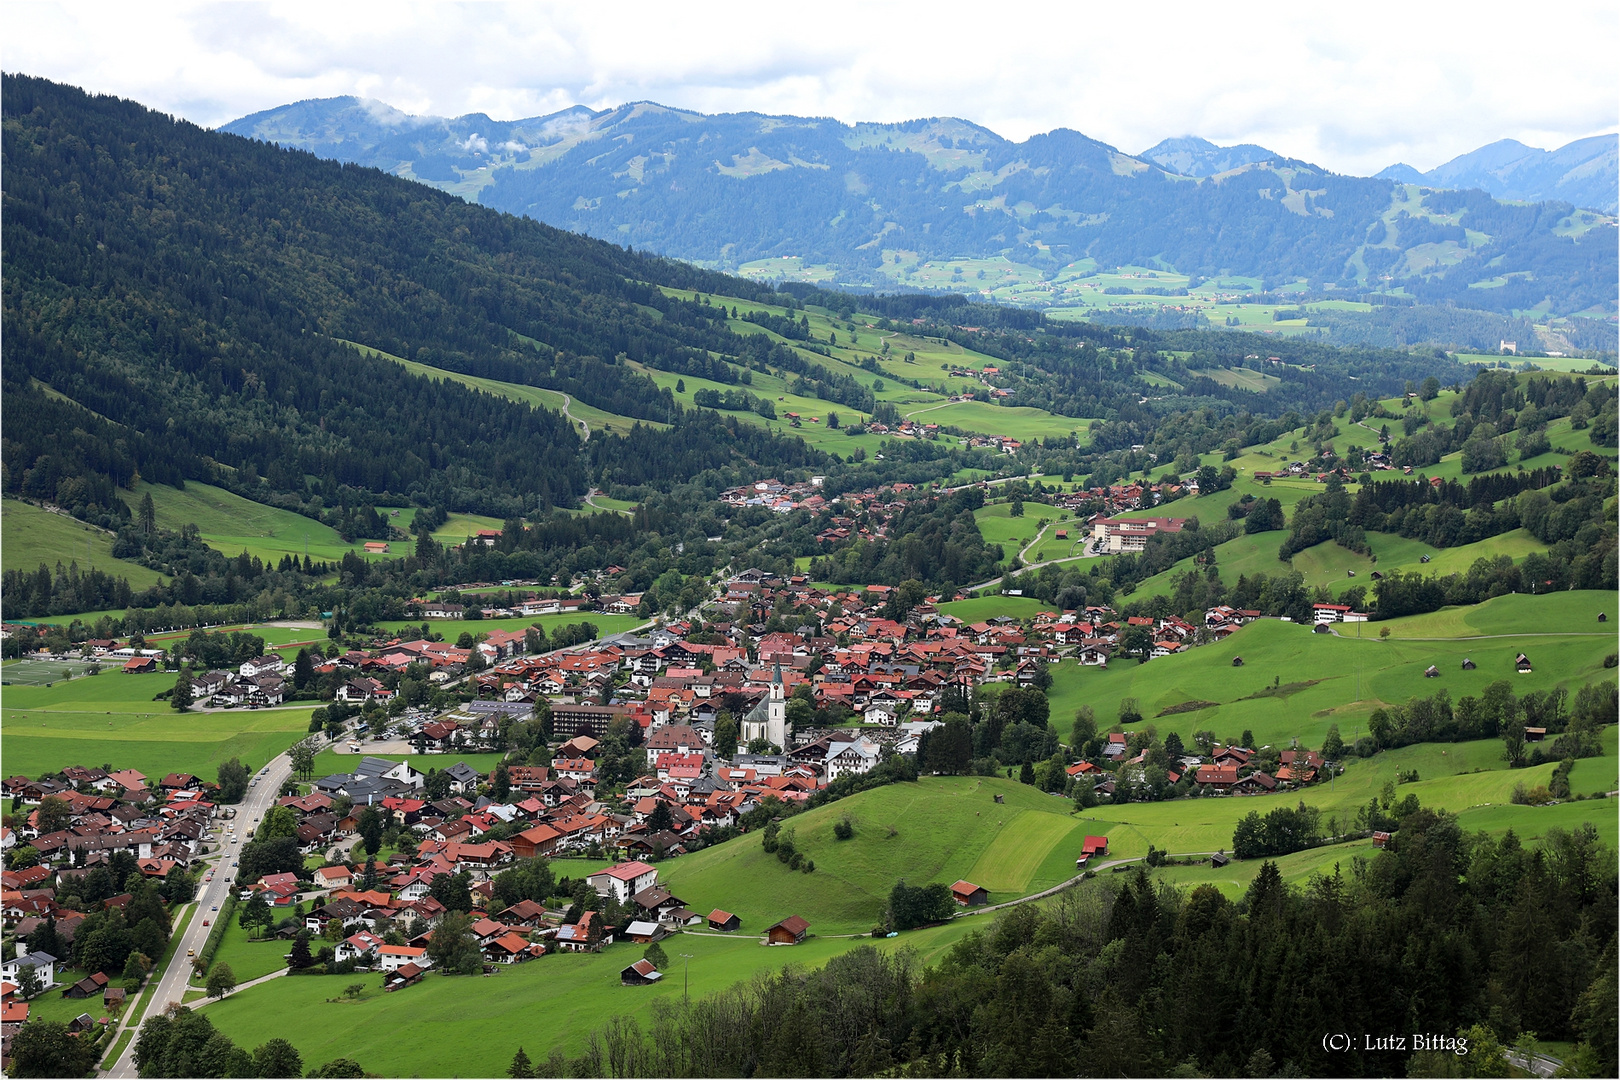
103, 750, 296, 1077
583, 490, 631, 516
556, 392, 590, 441
957, 851, 1219, 918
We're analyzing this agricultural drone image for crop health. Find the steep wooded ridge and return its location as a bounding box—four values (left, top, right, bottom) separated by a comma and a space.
0, 75, 825, 519
5, 74, 1474, 533
223, 97, 1616, 318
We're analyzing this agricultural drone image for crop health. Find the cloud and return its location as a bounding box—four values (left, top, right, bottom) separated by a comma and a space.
5, 0, 1615, 175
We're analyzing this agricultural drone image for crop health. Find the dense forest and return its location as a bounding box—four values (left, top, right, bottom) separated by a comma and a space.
507, 816, 1616, 1078
0, 75, 820, 522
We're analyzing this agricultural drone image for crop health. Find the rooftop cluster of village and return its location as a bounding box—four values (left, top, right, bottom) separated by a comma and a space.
3, 552, 1379, 1059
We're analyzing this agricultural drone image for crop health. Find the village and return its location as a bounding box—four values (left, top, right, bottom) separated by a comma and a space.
1, 556, 1374, 1043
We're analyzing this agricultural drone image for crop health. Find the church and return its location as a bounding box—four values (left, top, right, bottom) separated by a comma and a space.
740, 661, 790, 750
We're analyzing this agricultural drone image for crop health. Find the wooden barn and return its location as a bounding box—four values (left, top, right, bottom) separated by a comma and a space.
707, 909, 741, 932
765, 915, 809, 945
950, 880, 989, 907
620, 959, 663, 986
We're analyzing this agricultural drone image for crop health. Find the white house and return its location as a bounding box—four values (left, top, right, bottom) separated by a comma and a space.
2, 950, 57, 989
376, 945, 430, 972
335, 930, 385, 965
825, 737, 882, 783
239, 655, 286, 678
586, 861, 658, 905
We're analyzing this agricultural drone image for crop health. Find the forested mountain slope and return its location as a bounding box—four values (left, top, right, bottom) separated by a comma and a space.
1, 75, 825, 522
224, 97, 1616, 317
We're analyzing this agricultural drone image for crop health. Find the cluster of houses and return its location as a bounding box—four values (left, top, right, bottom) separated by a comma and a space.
1188, 745, 1326, 794
1, 767, 221, 1055
3, 768, 213, 874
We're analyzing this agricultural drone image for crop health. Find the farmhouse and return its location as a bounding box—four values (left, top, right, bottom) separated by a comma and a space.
707, 909, 741, 932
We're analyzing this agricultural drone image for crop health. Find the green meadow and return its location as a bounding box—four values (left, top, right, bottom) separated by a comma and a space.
1079, 729, 1617, 863
908, 400, 1089, 444
660, 776, 1088, 935
2, 498, 168, 588
2, 706, 311, 779
1372, 590, 1617, 639
2, 664, 315, 776
201, 916, 979, 1076
350, 339, 655, 439
972, 501, 1070, 566
1127, 527, 1555, 603
1049, 596, 1615, 752
389, 506, 508, 546
120, 480, 386, 566
936, 594, 1054, 623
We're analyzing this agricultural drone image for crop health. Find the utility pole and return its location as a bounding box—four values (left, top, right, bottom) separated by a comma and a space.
680, 953, 693, 1002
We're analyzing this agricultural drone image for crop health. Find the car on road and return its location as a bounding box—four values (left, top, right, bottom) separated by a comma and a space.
231, 861, 239, 867
203, 919, 211, 926
211, 904, 219, 911
187, 948, 196, 957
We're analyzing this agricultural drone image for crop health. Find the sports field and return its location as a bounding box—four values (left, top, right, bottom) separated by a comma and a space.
936, 594, 1053, 623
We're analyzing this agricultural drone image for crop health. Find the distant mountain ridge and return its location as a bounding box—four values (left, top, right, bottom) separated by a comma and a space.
222, 98, 1617, 319
1378, 135, 1617, 213
1138, 136, 1291, 178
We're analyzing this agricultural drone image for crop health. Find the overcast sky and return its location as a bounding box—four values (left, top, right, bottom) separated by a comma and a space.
7, 1, 1617, 175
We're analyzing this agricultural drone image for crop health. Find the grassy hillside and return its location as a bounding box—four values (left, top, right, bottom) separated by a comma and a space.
1128, 527, 1556, 603
202, 916, 978, 1076
2, 498, 167, 588
120, 480, 382, 566
350, 340, 654, 439
660, 776, 1088, 934
1372, 590, 1617, 639
1081, 728, 1617, 861
1051, 597, 1615, 751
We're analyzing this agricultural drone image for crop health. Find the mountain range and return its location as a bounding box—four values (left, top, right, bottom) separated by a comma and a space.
220, 98, 1616, 323
1376, 136, 1617, 213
